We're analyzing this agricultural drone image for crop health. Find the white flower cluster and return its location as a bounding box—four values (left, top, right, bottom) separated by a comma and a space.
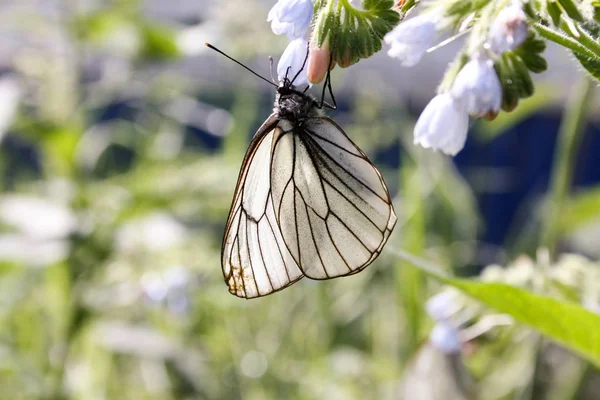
386, 3, 528, 156
268, 0, 314, 86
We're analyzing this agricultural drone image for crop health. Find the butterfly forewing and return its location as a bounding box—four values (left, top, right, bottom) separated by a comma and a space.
222, 112, 397, 298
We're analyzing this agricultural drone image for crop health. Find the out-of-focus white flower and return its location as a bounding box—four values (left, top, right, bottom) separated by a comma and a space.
0, 195, 77, 240
487, 3, 529, 55
0, 234, 69, 267
451, 56, 502, 118
240, 351, 269, 379
429, 323, 461, 354
116, 213, 188, 253
277, 36, 309, 85
141, 266, 193, 315
268, 0, 314, 39
384, 13, 439, 67
0, 76, 21, 139
414, 93, 469, 156
0, 194, 76, 266
583, 296, 600, 315
426, 291, 461, 322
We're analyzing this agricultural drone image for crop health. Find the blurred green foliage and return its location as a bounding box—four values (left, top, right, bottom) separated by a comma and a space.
0, 1, 600, 400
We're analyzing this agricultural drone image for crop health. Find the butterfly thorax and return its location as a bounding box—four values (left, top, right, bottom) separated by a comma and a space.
274, 84, 320, 125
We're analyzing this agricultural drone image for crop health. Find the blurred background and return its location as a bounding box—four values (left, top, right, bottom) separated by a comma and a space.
1, 0, 600, 399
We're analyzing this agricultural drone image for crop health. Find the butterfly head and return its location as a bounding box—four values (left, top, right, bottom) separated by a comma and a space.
275, 78, 319, 123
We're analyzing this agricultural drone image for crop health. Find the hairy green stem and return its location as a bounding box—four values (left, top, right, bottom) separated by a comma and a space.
534, 23, 597, 58
540, 78, 594, 257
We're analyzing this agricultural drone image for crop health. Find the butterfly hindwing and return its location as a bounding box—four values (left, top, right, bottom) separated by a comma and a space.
270, 116, 397, 280
222, 116, 303, 298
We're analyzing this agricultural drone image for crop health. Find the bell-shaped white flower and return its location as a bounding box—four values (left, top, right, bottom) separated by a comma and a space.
384, 13, 439, 67
487, 3, 528, 55
451, 56, 502, 118
277, 37, 309, 86
414, 93, 469, 156
268, 0, 314, 39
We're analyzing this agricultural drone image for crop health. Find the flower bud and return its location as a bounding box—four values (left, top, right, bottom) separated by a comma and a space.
495, 56, 520, 112
486, 3, 529, 55
515, 33, 548, 73
307, 38, 334, 84
336, 49, 354, 68
501, 98, 519, 112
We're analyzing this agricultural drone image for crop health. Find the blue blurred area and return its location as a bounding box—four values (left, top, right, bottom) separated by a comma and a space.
457, 114, 600, 246
457, 115, 558, 245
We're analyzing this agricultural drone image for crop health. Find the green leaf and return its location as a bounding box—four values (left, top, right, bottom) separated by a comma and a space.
574, 52, 600, 80
363, 0, 394, 11
547, 0, 562, 26
324, 0, 399, 65
445, 278, 600, 368
557, 0, 584, 22
390, 248, 600, 368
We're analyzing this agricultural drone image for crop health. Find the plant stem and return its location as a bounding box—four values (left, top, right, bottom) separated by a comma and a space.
540, 78, 594, 258
534, 23, 596, 58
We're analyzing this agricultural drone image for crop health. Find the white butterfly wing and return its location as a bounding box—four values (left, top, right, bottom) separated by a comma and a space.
222, 116, 303, 298
271, 117, 397, 280
222, 115, 396, 298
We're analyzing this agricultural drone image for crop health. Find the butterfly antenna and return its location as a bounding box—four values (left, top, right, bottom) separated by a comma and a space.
205, 43, 277, 88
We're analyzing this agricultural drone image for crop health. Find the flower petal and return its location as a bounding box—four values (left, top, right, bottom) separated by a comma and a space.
487, 3, 529, 55
268, 0, 313, 39
277, 37, 309, 86
384, 13, 439, 67
451, 57, 502, 117
414, 93, 469, 156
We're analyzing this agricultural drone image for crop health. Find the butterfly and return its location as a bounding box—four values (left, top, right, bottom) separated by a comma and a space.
208, 43, 397, 298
